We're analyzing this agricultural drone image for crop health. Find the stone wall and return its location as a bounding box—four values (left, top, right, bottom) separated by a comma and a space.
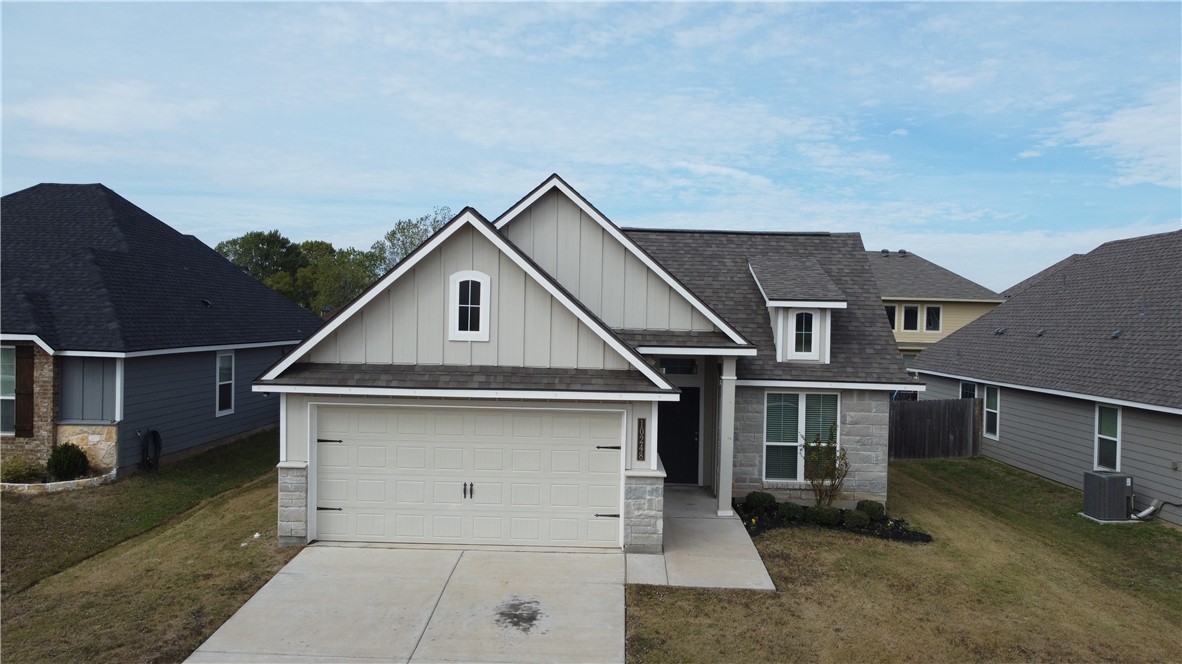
1, 344, 58, 465
733, 387, 889, 507
56, 423, 118, 471
277, 461, 308, 546
623, 474, 663, 553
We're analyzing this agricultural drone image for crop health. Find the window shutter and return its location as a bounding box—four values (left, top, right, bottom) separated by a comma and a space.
14, 345, 34, 437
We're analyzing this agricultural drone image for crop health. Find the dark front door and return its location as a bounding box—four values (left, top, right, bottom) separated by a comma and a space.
658, 387, 700, 484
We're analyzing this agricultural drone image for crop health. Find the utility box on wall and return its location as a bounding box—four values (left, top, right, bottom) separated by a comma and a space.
1083, 471, 1133, 521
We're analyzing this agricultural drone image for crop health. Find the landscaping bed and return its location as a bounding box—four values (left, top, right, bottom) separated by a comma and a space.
733, 491, 933, 543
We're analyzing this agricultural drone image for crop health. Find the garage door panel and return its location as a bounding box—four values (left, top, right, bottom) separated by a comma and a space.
316, 406, 622, 547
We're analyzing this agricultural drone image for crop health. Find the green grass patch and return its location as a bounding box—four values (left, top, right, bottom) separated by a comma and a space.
1, 429, 280, 597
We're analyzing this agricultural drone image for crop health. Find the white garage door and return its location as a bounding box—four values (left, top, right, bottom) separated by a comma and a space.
315, 405, 623, 548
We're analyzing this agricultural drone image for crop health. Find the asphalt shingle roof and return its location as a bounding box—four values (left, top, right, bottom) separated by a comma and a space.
615, 329, 748, 349
1002, 253, 1083, 298
748, 256, 846, 302
269, 363, 670, 393
911, 230, 1182, 409
625, 229, 912, 385
1, 183, 323, 353
866, 250, 1002, 301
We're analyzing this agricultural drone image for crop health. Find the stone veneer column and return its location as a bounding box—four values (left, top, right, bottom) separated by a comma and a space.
717, 356, 737, 516
840, 390, 889, 502
623, 475, 664, 553
277, 461, 308, 546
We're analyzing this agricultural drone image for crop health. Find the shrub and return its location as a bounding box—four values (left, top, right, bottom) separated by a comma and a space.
47, 443, 90, 481
843, 509, 871, 529
744, 491, 777, 514
856, 499, 886, 522
1, 456, 46, 483
803, 423, 850, 506
777, 501, 804, 522
807, 505, 842, 527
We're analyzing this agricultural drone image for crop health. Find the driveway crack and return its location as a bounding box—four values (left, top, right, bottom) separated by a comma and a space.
407, 550, 463, 663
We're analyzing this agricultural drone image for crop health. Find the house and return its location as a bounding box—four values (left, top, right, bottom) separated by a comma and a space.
1, 184, 323, 472
911, 231, 1182, 526
866, 249, 1003, 365
254, 175, 916, 552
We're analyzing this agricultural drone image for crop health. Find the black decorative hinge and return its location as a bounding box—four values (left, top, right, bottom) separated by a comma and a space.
317, 438, 343, 443
316, 507, 343, 511
594, 513, 621, 518
596, 445, 622, 450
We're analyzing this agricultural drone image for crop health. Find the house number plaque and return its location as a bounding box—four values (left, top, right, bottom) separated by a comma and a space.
637, 418, 646, 461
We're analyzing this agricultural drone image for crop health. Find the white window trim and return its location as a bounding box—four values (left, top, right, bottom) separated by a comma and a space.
924, 305, 942, 333
448, 270, 491, 342
1, 345, 14, 435
216, 351, 235, 416
784, 308, 821, 361
1094, 404, 1121, 471
984, 385, 1000, 440
960, 381, 977, 399
762, 391, 841, 483
902, 304, 920, 331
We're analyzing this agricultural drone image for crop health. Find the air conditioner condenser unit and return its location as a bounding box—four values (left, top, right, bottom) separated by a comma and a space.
1083, 471, 1133, 521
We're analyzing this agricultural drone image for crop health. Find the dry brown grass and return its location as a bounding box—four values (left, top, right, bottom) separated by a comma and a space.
627, 459, 1182, 663
1, 474, 300, 663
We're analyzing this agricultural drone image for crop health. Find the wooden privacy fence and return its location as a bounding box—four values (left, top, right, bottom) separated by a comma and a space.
889, 398, 981, 459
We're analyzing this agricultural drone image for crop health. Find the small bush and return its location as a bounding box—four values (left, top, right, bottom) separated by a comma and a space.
808, 506, 842, 527
843, 509, 871, 529
1, 456, 46, 483
46, 443, 90, 481
856, 499, 886, 521
744, 491, 777, 514
777, 501, 804, 522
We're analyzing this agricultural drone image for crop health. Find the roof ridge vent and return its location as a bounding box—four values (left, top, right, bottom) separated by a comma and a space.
898, 249, 908, 256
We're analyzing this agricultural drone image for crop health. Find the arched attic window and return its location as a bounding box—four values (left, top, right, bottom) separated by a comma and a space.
449, 270, 491, 342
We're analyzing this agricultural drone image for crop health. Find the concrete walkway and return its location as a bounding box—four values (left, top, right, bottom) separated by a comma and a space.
187, 547, 624, 663
625, 485, 776, 590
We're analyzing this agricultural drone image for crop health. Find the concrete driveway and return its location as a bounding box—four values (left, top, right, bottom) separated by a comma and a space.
187, 546, 624, 663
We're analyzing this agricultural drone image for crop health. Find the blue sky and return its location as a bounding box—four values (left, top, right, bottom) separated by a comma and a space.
3, 2, 1179, 292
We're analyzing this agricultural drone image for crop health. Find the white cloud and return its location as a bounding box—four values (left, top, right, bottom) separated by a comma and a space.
889, 128, 909, 138
1056, 86, 1181, 188
6, 81, 218, 133
1016, 150, 1042, 159
923, 59, 1000, 93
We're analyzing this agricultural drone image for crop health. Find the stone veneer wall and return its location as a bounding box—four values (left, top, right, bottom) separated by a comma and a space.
277, 462, 308, 546
623, 475, 663, 553
733, 387, 889, 506
56, 423, 118, 470
1, 344, 59, 465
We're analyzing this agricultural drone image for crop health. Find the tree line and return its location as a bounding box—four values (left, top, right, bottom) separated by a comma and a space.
215, 206, 451, 315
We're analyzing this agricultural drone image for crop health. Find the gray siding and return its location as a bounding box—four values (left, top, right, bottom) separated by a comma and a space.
503, 190, 714, 332
60, 356, 117, 421
118, 346, 286, 468
921, 375, 1182, 526
311, 225, 629, 371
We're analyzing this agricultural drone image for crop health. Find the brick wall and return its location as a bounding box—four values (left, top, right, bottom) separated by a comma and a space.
1, 344, 58, 464
732, 386, 889, 507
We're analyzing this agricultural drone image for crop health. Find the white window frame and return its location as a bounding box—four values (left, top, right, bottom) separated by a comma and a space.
448, 270, 491, 342
959, 381, 977, 399
785, 308, 820, 361
983, 385, 999, 440
884, 304, 897, 331
1, 345, 14, 435
1094, 404, 1121, 471
216, 351, 235, 416
762, 391, 841, 483
902, 304, 920, 331
924, 305, 942, 333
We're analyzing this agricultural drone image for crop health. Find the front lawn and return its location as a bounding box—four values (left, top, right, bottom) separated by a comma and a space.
627, 458, 1182, 663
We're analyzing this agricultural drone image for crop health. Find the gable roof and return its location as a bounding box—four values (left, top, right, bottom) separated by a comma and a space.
494, 174, 751, 347
626, 229, 912, 385
911, 230, 1182, 412
866, 250, 1002, 302
748, 256, 847, 306
259, 208, 676, 394
1002, 253, 1083, 298
1, 183, 322, 354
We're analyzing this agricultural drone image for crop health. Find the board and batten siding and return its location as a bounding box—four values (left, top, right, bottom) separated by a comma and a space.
117, 346, 286, 468
310, 225, 629, 370
502, 189, 714, 332
921, 375, 1182, 526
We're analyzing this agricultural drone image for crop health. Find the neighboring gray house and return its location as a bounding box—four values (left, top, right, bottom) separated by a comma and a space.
911, 231, 1182, 526
1, 184, 322, 472
255, 175, 915, 552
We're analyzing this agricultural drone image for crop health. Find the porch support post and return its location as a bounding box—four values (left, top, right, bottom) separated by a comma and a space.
717, 356, 737, 517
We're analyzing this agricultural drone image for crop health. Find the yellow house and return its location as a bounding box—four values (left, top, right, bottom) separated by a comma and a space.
866, 250, 1003, 366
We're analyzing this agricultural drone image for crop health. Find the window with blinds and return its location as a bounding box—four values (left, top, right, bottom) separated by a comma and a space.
764, 392, 839, 482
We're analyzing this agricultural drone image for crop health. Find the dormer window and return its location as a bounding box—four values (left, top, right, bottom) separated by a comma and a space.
449, 271, 490, 341
789, 310, 819, 360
